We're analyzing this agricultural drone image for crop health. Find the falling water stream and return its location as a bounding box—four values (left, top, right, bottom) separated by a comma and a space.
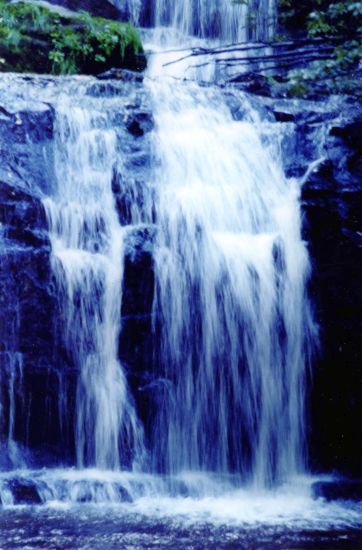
125, 0, 277, 41
0, 0, 361, 547
39, 23, 313, 487
147, 76, 312, 485
43, 99, 144, 471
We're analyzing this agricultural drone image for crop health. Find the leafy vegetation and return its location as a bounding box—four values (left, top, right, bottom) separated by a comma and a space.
278, 0, 362, 97
0, 0, 145, 75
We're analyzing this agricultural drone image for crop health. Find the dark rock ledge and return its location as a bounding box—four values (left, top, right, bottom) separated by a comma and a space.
312, 480, 362, 502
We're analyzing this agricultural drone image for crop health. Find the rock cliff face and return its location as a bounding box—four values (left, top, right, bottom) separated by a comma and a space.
4, 0, 129, 19
0, 71, 360, 477
0, 96, 61, 467
302, 113, 361, 477
44, 0, 123, 19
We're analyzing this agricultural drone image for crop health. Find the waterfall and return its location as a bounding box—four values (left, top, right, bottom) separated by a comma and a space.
145, 74, 313, 485
1, 3, 362, 545
43, 93, 144, 471
0, 0, 316, 497
133, 0, 277, 41
36, 63, 314, 487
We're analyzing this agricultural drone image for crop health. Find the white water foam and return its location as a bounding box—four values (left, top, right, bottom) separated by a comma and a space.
0, 469, 360, 532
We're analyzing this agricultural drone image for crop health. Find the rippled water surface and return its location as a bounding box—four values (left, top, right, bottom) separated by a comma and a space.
1, 506, 361, 549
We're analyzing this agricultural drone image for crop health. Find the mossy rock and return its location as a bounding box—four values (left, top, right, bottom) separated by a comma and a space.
0, 0, 146, 75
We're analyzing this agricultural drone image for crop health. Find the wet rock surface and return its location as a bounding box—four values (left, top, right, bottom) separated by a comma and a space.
0, 72, 360, 479
5, 478, 43, 505
300, 106, 362, 477
0, 97, 55, 195
313, 480, 362, 502
0, 91, 67, 464
274, 92, 361, 478
43, 0, 123, 19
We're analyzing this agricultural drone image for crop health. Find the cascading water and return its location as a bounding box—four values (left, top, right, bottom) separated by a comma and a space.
0, 0, 312, 489
43, 93, 144, 471
3, 3, 361, 538
146, 73, 313, 486
1, 1, 361, 545
133, 0, 277, 41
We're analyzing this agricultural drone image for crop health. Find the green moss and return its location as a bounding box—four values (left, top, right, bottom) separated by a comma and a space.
0, 0, 145, 75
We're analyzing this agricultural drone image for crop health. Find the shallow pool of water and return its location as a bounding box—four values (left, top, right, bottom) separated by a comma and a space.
1, 504, 361, 549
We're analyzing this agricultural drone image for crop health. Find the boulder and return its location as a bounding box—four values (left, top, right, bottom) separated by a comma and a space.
39, 0, 123, 19
7, 478, 42, 504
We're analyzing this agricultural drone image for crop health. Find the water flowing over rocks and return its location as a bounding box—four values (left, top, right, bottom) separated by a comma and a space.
0, 69, 360, 481
0, 91, 63, 468
222, 89, 361, 477
0, 77, 360, 484
39, 0, 277, 41
0, 14, 361, 548
0, 74, 153, 469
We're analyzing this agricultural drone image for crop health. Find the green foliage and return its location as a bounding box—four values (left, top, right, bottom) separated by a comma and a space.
0, 0, 144, 75
278, 0, 362, 97
0, 0, 55, 32
49, 11, 143, 74
307, 2, 362, 39
278, 0, 325, 36
279, 0, 362, 41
